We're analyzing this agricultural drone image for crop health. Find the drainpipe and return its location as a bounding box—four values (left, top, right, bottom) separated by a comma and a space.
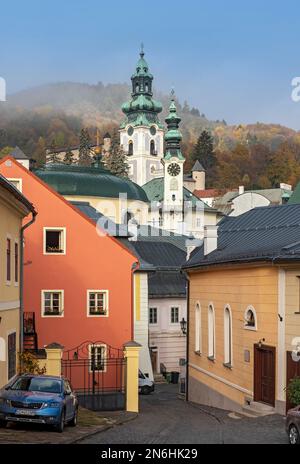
20, 211, 37, 353
131, 261, 140, 341
182, 269, 190, 402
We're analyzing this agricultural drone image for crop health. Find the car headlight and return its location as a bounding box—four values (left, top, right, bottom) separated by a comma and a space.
43, 402, 61, 409
0, 398, 11, 407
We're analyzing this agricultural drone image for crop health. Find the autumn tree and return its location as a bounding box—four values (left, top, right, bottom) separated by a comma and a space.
105, 130, 129, 178
34, 137, 46, 167
78, 128, 92, 166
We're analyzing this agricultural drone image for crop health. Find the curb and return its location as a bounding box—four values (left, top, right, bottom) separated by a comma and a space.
66, 413, 138, 444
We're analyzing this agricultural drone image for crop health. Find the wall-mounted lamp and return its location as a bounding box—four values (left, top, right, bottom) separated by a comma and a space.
180, 318, 187, 335
258, 338, 266, 349
278, 314, 283, 322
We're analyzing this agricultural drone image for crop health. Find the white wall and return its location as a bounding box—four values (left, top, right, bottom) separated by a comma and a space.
149, 297, 187, 373
230, 193, 270, 217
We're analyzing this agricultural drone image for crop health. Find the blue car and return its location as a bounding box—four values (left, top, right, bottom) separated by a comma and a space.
0, 374, 78, 433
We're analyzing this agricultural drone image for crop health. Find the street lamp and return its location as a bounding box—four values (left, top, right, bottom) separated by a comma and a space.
180, 318, 187, 335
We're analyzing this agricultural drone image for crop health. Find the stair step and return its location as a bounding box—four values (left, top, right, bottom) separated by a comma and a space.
154, 374, 168, 384
242, 402, 275, 417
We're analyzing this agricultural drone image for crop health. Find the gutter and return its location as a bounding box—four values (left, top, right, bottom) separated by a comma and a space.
20, 210, 37, 353
181, 269, 190, 403
131, 261, 140, 341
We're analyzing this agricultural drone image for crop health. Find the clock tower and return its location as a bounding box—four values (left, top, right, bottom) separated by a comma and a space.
162, 95, 185, 232
120, 46, 165, 186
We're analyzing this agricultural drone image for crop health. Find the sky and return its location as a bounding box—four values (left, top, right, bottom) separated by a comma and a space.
1, 0, 300, 129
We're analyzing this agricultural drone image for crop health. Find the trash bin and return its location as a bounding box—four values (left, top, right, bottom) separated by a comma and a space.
171, 371, 180, 384
165, 372, 172, 383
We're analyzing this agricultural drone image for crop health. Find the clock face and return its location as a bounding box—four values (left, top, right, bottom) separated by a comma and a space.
127, 126, 134, 136
150, 126, 156, 136
167, 163, 181, 177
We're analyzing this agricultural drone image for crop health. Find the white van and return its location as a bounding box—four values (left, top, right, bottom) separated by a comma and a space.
138, 370, 154, 395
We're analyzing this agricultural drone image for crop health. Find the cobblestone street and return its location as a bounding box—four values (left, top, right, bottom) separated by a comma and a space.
79, 384, 288, 445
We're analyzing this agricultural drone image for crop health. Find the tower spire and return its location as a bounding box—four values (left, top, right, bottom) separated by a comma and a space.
164, 93, 184, 161
140, 42, 144, 58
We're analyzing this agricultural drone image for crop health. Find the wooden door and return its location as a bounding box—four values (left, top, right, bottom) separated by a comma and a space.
254, 344, 276, 406
286, 351, 300, 412
150, 350, 158, 374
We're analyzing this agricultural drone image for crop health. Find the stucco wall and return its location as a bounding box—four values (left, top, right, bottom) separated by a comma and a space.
149, 297, 187, 372
188, 266, 278, 410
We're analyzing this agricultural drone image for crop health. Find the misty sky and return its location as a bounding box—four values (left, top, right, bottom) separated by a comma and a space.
1, 0, 300, 129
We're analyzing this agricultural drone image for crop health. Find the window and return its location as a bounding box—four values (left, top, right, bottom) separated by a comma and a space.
244, 306, 257, 330
128, 141, 133, 156
224, 306, 232, 366
89, 345, 106, 372
195, 303, 201, 354
135, 83, 139, 93
150, 140, 156, 155
44, 228, 66, 254
6, 238, 11, 282
7, 178, 22, 192
171, 307, 179, 324
88, 291, 109, 317
42, 291, 64, 317
145, 82, 149, 92
149, 307, 158, 324
208, 304, 215, 359
14, 242, 19, 284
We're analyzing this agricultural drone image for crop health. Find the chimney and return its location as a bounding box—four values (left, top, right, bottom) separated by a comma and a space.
204, 225, 218, 256
239, 185, 245, 195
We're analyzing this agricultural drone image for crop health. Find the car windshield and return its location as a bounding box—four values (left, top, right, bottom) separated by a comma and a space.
10, 377, 62, 394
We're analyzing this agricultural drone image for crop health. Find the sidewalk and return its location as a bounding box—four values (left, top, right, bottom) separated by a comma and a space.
0, 407, 138, 444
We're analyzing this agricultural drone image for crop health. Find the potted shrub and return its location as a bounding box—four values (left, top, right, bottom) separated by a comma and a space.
287, 377, 300, 407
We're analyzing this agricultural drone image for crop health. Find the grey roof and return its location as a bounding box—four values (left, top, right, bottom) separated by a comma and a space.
125, 241, 186, 270
11, 146, 29, 160
184, 204, 300, 269
192, 160, 205, 172
148, 271, 187, 298
70, 201, 130, 237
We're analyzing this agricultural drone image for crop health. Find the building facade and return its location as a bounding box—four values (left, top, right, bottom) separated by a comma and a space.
0, 174, 35, 387
184, 205, 300, 415
0, 157, 138, 359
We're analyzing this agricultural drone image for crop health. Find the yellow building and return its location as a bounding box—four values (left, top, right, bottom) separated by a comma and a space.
184, 206, 300, 416
0, 174, 35, 387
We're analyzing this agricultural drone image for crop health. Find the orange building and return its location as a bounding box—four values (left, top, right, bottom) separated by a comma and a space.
0, 156, 138, 357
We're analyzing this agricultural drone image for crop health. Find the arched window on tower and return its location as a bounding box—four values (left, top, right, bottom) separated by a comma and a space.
135, 83, 139, 93
128, 141, 133, 156
145, 82, 149, 92
150, 140, 156, 155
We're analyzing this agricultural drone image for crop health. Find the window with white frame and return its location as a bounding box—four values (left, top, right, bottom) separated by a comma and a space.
149, 307, 158, 324
88, 291, 108, 316
208, 304, 215, 359
44, 228, 66, 254
224, 306, 232, 366
244, 306, 257, 330
89, 344, 106, 372
195, 303, 202, 353
42, 291, 64, 316
171, 307, 179, 324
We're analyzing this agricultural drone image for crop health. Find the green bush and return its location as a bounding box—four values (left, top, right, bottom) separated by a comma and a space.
287, 377, 300, 406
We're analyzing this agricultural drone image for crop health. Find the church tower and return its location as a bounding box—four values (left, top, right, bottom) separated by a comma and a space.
120, 46, 164, 186
162, 94, 185, 232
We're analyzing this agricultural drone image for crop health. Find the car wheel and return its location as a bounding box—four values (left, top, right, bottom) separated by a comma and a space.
0, 420, 7, 428
69, 407, 78, 427
54, 410, 65, 433
289, 425, 300, 445
141, 386, 152, 395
